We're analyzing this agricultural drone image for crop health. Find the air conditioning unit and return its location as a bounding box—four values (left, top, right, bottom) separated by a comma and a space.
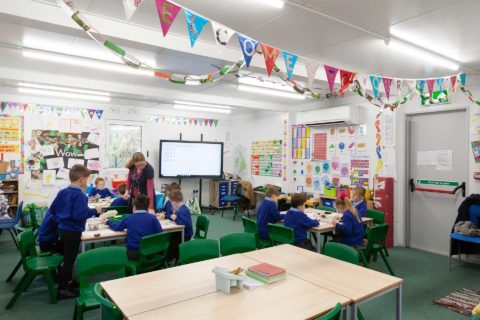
300, 106, 359, 127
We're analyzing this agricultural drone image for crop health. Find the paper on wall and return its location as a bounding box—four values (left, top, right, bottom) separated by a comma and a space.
436, 150, 452, 167
67, 158, 84, 168
417, 151, 438, 166
57, 167, 70, 180
87, 132, 100, 145
384, 112, 395, 146
331, 156, 340, 172
38, 145, 55, 157
59, 118, 70, 132
356, 142, 367, 154
337, 141, 346, 155
46, 157, 64, 169
43, 170, 56, 186
87, 160, 102, 171
340, 163, 349, 177
327, 140, 336, 155
70, 120, 83, 133
358, 124, 367, 138
84, 148, 100, 160
382, 146, 396, 179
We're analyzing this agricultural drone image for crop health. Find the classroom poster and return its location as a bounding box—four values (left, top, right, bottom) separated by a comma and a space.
337, 140, 346, 155
471, 141, 480, 163
313, 132, 327, 160
327, 140, 336, 155
292, 125, 311, 159
351, 156, 370, 187
251, 140, 282, 177
321, 160, 331, 174
0, 115, 24, 180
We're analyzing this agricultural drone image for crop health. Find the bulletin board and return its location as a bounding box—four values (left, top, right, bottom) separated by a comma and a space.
292, 125, 311, 159
0, 115, 24, 180
251, 140, 282, 177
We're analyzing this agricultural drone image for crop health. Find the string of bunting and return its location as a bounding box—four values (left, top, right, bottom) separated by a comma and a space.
148, 115, 219, 127
1, 101, 104, 120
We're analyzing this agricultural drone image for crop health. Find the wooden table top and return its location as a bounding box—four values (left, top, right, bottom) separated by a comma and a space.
243, 245, 403, 303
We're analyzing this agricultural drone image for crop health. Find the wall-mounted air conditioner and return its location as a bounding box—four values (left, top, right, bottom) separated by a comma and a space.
299, 106, 360, 127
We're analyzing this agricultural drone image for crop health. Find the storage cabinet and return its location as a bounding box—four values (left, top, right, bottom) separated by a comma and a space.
209, 180, 239, 208
0, 180, 19, 217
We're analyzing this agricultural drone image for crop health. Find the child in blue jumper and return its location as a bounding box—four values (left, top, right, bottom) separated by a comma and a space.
161, 182, 181, 218
105, 194, 162, 260
257, 186, 284, 241
352, 187, 368, 219
109, 183, 129, 207
333, 196, 365, 248
167, 189, 193, 263
284, 193, 319, 251
38, 209, 61, 253
88, 177, 115, 199
51, 165, 101, 299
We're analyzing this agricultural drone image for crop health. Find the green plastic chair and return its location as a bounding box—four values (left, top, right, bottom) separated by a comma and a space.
242, 217, 271, 249
366, 209, 389, 256
315, 302, 342, 320
220, 233, 256, 256
360, 224, 395, 276
472, 313, 480, 320
105, 206, 129, 215
178, 239, 219, 265
5, 230, 63, 309
193, 215, 210, 239
267, 224, 295, 245
73, 246, 135, 320
316, 206, 337, 212
129, 232, 172, 273
93, 283, 123, 320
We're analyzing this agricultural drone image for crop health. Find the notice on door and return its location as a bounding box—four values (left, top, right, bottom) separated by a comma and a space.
417, 150, 453, 170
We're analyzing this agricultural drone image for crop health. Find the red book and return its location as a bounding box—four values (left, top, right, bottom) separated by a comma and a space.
248, 263, 285, 278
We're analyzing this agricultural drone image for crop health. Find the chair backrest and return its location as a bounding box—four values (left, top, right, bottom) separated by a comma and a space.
93, 283, 123, 320
178, 239, 219, 265
194, 215, 210, 239
76, 247, 130, 292
317, 206, 336, 212
323, 242, 360, 265
315, 303, 342, 320
469, 204, 480, 226
27, 204, 40, 230
106, 206, 129, 215
267, 224, 295, 245
18, 230, 38, 271
367, 209, 385, 224
365, 224, 388, 252
13, 201, 24, 225
220, 233, 256, 256
242, 217, 258, 234
138, 232, 172, 269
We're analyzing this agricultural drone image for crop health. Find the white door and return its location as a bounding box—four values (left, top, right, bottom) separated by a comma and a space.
407, 109, 468, 255
106, 120, 146, 169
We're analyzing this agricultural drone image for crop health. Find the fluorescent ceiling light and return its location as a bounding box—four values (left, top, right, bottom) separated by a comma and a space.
173, 100, 231, 110
23, 50, 154, 76
18, 82, 111, 96
258, 0, 284, 9
387, 38, 459, 71
174, 104, 231, 114
18, 88, 111, 102
238, 77, 295, 92
238, 85, 305, 100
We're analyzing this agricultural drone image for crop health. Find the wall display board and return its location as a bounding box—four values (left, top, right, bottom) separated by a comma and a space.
251, 140, 282, 177
0, 115, 24, 180
292, 125, 311, 159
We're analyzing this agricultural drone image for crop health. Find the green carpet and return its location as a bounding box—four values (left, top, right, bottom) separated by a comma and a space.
0, 210, 478, 319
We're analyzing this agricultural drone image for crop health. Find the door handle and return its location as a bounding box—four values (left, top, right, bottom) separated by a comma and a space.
410, 179, 466, 197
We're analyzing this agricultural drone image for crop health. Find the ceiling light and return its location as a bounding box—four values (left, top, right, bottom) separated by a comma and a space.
18, 88, 111, 102
23, 50, 154, 76
387, 38, 459, 71
258, 0, 284, 9
238, 77, 295, 92
173, 100, 232, 110
174, 104, 232, 114
18, 82, 111, 96
237, 85, 305, 100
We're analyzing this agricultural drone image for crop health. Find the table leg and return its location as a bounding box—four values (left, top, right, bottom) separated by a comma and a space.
396, 284, 402, 320
350, 303, 357, 320
342, 306, 348, 320
181, 229, 185, 243
81, 241, 86, 253
315, 231, 321, 253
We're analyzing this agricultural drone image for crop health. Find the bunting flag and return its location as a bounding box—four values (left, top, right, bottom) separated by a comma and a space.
282, 51, 298, 80
211, 21, 235, 47
339, 70, 355, 96
96, 109, 104, 119
417, 79, 426, 93
208, 119, 214, 126
450, 75, 458, 92
396, 79, 403, 100
155, 0, 181, 37
260, 43, 280, 77
122, 0, 144, 20
460, 73, 466, 86
1, 102, 6, 113
184, 10, 209, 48
214, 119, 219, 127
370, 75, 382, 98
55, 107, 63, 117
436, 78, 443, 91
304, 59, 319, 87
382, 77, 393, 100
426, 79, 435, 97
237, 33, 259, 68
324, 65, 339, 93
87, 109, 95, 119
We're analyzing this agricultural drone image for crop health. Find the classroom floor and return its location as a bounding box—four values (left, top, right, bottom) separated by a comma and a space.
0, 210, 478, 320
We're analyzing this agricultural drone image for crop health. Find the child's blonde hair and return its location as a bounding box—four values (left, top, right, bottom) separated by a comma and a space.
335, 196, 360, 222
353, 186, 366, 201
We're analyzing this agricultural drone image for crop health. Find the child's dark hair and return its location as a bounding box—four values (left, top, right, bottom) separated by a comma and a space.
169, 189, 183, 203
94, 177, 105, 185
353, 187, 366, 201
117, 183, 126, 195
167, 182, 181, 192
69, 165, 91, 182
291, 193, 308, 208
265, 185, 280, 198
133, 194, 150, 211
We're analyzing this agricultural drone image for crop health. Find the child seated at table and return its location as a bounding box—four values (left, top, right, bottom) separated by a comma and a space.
88, 177, 115, 199
167, 189, 193, 264
104, 194, 162, 260
257, 185, 284, 241
162, 182, 181, 218
284, 193, 319, 251
352, 186, 368, 219
110, 183, 129, 207
333, 196, 365, 248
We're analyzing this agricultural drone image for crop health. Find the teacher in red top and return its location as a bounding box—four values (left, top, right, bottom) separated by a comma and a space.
126, 152, 156, 213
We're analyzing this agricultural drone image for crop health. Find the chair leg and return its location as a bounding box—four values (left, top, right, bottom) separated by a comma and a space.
380, 250, 395, 276
359, 252, 369, 268
383, 246, 390, 257
7, 229, 19, 249
75, 304, 84, 320
458, 241, 461, 266
6, 259, 22, 282
5, 272, 35, 309
13, 273, 28, 293
44, 271, 57, 304
357, 308, 365, 320
322, 235, 329, 253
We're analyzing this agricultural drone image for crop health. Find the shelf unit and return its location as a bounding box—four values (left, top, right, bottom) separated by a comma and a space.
0, 180, 19, 217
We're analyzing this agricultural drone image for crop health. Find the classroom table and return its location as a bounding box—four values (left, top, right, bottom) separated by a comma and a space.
243, 245, 403, 320
101, 253, 351, 320
80, 219, 184, 252
87, 198, 114, 209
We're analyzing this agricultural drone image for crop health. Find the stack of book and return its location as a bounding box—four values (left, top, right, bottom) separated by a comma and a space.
245, 263, 286, 284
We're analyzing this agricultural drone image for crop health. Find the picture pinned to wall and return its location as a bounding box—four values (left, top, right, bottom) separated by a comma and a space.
305, 176, 313, 188
337, 141, 346, 155
0, 115, 24, 180
314, 163, 321, 175
42, 170, 56, 186
321, 175, 331, 189
313, 176, 322, 191
331, 156, 340, 172
471, 141, 480, 163
340, 163, 350, 178
321, 160, 331, 174
337, 127, 348, 137
251, 140, 282, 177
351, 156, 370, 187
348, 140, 356, 154
347, 126, 356, 138
306, 162, 313, 175
329, 127, 336, 137
297, 185, 304, 192
292, 125, 311, 159
327, 140, 336, 155
358, 124, 367, 138
471, 114, 480, 135
313, 132, 327, 160
356, 142, 367, 154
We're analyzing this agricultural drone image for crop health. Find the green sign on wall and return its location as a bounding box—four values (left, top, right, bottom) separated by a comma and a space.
416, 179, 460, 187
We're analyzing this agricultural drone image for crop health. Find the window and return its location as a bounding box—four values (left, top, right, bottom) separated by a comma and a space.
108, 124, 142, 168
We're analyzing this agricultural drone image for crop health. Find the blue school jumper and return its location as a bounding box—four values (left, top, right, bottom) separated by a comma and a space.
110, 197, 128, 207
164, 200, 174, 218
354, 200, 368, 219
174, 204, 193, 239
107, 210, 162, 250
284, 208, 319, 245
335, 210, 365, 247
88, 187, 115, 199
38, 209, 58, 246
257, 198, 284, 240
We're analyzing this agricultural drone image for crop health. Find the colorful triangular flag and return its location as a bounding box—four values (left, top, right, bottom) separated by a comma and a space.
370, 75, 382, 98
436, 78, 443, 91
155, 0, 181, 37
237, 33, 259, 68
426, 79, 435, 97
260, 43, 280, 77
382, 77, 393, 100
214, 119, 219, 127
208, 119, 214, 127
304, 59, 319, 87
184, 10, 209, 48
96, 109, 104, 119
450, 75, 458, 92
211, 21, 235, 47
122, 0, 144, 20
395, 79, 403, 100
460, 73, 466, 86
324, 65, 339, 93
339, 70, 355, 96
1, 102, 6, 113
282, 51, 298, 80
87, 109, 95, 119
417, 79, 426, 93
